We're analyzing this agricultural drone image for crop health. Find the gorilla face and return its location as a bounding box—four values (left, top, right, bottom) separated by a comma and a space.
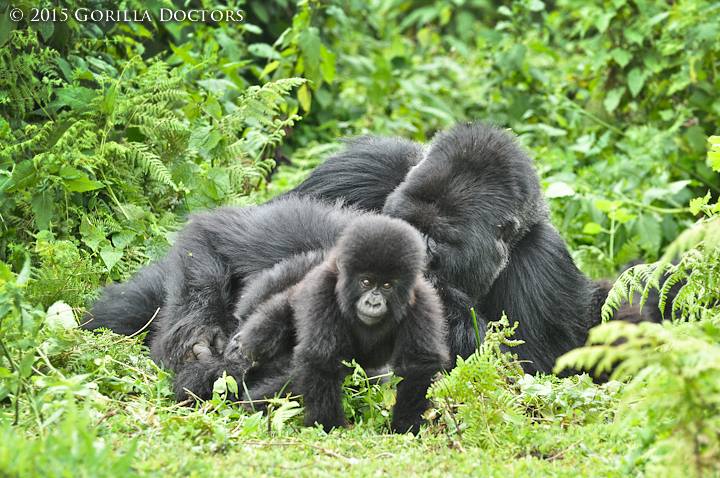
383, 123, 544, 299
384, 159, 489, 292
333, 215, 426, 327
354, 276, 395, 325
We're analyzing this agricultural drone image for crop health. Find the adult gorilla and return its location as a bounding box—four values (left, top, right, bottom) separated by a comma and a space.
285, 122, 616, 373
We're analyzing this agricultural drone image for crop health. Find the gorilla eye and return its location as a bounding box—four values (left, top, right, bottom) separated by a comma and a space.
382, 282, 393, 290
360, 278, 372, 288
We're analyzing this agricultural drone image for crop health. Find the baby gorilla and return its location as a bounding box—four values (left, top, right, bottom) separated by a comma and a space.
228, 215, 450, 433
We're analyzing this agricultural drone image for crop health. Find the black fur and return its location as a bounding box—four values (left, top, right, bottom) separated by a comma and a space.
233, 215, 449, 433
86, 121, 647, 401
292, 122, 641, 373
285, 136, 424, 211
383, 123, 545, 362
87, 197, 364, 399
234, 250, 326, 322
83, 260, 168, 338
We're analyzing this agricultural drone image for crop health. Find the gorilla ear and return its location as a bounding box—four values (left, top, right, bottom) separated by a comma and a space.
407, 287, 416, 307
326, 252, 340, 275
496, 217, 520, 243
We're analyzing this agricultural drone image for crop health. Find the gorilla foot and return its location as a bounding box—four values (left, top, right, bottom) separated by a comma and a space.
180, 326, 228, 364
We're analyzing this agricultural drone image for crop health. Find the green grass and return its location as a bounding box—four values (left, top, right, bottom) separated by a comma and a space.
0, 369, 630, 478
0, 320, 638, 477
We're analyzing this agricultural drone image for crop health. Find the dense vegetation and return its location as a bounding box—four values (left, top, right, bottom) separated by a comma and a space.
1, 0, 718, 476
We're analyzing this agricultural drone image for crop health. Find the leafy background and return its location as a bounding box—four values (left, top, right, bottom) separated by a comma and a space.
0, 0, 718, 476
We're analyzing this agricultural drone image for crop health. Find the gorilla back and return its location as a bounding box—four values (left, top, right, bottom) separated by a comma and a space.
286, 136, 424, 211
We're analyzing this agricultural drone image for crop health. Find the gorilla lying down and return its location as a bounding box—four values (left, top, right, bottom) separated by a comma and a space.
86, 122, 645, 430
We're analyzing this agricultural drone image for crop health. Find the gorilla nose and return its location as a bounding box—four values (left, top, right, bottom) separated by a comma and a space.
365, 295, 383, 307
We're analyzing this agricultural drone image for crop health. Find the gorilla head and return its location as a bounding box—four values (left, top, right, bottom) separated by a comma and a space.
333, 215, 426, 327
383, 122, 544, 299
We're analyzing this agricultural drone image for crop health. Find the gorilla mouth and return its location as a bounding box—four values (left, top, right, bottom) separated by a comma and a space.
356, 309, 385, 326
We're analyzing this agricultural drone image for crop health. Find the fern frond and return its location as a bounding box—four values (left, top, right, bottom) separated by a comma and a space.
127, 142, 176, 190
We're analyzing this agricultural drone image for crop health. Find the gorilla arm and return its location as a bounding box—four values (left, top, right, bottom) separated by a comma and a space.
287, 265, 353, 431
233, 250, 325, 322
389, 278, 450, 433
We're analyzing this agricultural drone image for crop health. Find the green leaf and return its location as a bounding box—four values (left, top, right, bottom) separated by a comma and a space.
709, 151, 720, 172
319, 45, 336, 84
19, 354, 35, 377
33, 21, 54, 41
16, 256, 30, 286
54, 86, 98, 111
80, 216, 105, 252
260, 60, 280, 78
603, 87, 624, 113
226, 374, 239, 395
667, 70, 690, 95
64, 177, 104, 192
60, 166, 104, 192
594, 199, 620, 213
667, 180, 691, 195
623, 29, 643, 45
689, 191, 711, 215
0, 261, 12, 282
298, 27, 322, 86
101, 84, 118, 116
595, 12, 614, 33
248, 43, 281, 60
8, 161, 38, 192
634, 214, 661, 253
647, 11, 669, 27
610, 48, 632, 67
610, 208, 635, 224
535, 124, 567, 137
31, 191, 53, 230
297, 83, 312, 113
627, 68, 645, 97
189, 125, 222, 159
0, 8, 14, 47
197, 79, 236, 96
708, 136, 720, 171
583, 222, 604, 235
100, 246, 123, 272
213, 374, 228, 395
527, 0, 545, 12
111, 229, 137, 249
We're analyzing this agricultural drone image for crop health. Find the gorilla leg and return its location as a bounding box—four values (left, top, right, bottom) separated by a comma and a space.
85, 260, 169, 340
150, 237, 237, 372
243, 369, 294, 409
